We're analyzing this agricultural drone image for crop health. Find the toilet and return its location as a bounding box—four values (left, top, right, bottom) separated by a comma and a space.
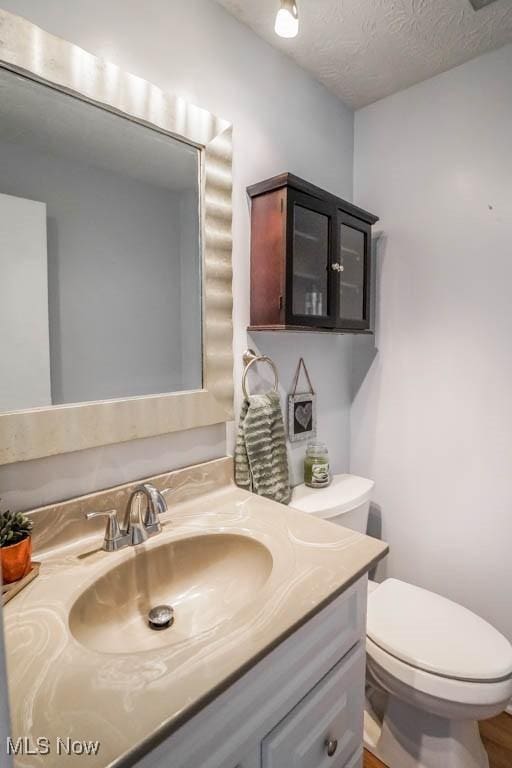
291, 475, 512, 768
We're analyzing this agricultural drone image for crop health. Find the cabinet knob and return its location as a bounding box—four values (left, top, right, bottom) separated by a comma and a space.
331, 263, 344, 272
325, 738, 338, 757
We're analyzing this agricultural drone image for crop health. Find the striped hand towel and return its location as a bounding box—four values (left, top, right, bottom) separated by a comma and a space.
235, 391, 291, 504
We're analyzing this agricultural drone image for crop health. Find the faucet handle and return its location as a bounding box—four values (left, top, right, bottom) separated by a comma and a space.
85, 509, 128, 552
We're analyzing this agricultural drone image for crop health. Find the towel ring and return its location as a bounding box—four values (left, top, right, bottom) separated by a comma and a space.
242, 349, 279, 399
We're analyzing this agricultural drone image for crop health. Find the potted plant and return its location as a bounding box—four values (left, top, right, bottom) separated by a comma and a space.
0, 509, 33, 584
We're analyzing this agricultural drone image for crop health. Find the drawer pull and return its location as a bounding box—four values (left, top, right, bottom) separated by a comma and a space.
325, 738, 338, 757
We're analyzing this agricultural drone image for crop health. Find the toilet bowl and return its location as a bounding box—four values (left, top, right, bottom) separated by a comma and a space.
290, 475, 512, 768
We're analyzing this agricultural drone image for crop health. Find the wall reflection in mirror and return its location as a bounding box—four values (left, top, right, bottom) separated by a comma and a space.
0, 68, 202, 413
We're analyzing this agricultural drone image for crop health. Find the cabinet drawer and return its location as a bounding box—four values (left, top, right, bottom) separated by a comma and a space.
344, 748, 363, 768
262, 642, 365, 768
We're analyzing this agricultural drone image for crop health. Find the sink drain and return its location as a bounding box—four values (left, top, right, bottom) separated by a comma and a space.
148, 605, 174, 630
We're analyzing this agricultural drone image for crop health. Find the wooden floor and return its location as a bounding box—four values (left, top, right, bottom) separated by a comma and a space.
363, 749, 386, 768
480, 713, 512, 768
362, 712, 512, 768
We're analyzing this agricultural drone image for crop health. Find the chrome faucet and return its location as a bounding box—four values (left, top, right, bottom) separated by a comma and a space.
86, 483, 168, 551
123, 483, 167, 544
138, 483, 167, 535
123, 487, 149, 545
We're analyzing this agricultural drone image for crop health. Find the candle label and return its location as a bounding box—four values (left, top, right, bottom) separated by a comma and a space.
311, 461, 330, 488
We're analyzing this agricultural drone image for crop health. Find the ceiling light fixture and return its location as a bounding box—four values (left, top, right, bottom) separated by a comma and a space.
275, 0, 299, 39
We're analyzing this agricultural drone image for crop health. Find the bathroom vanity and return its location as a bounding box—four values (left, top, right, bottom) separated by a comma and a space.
141, 583, 366, 768
4, 458, 387, 768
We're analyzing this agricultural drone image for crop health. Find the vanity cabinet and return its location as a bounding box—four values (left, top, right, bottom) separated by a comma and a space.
134, 578, 367, 768
248, 173, 378, 333
262, 646, 364, 768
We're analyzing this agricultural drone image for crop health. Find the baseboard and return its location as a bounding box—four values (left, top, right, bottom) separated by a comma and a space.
506, 703, 512, 717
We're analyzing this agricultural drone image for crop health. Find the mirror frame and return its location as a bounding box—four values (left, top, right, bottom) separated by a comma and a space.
0, 9, 233, 465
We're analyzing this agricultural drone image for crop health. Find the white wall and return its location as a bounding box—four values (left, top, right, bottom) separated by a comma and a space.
0, 193, 51, 411
0, 424, 226, 513
0, 0, 354, 508
352, 44, 512, 640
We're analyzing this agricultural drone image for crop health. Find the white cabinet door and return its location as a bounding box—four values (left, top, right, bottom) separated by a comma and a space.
135, 744, 260, 768
230, 753, 260, 768
262, 643, 365, 768
344, 748, 363, 768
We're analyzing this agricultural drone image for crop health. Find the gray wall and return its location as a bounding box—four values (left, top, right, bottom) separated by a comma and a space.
0, 139, 200, 404
352, 44, 512, 641
0, 0, 355, 506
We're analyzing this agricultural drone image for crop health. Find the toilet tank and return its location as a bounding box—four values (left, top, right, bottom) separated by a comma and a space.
290, 474, 374, 534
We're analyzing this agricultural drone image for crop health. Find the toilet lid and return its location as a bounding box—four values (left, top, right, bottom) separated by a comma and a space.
367, 579, 512, 682
291, 474, 374, 518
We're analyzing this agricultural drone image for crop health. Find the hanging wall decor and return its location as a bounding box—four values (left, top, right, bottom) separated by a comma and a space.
288, 358, 316, 442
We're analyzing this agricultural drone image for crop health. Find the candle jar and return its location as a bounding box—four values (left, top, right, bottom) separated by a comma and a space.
304, 441, 331, 488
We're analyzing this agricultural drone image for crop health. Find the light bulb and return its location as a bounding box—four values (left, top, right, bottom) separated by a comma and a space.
274, 0, 299, 38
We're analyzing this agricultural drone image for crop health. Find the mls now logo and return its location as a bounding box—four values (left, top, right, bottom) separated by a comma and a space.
6, 738, 50, 756
56, 738, 101, 756
6, 736, 101, 756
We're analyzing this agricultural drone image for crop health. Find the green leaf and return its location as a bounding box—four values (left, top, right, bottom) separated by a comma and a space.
0, 509, 32, 548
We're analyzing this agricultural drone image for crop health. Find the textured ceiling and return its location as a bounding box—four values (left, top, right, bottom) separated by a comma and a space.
216, 0, 512, 108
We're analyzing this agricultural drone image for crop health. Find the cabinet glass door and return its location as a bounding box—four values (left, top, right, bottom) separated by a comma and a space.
288, 193, 334, 326
337, 212, 370, 329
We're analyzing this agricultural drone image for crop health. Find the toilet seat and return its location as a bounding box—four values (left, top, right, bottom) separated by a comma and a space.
365, 581, 512, 768
366, 637, 512, 706
367, 579, 512, 682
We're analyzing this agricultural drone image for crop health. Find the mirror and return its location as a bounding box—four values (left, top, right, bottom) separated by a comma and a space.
0, 68, 202, 412
0, 7, 233, 466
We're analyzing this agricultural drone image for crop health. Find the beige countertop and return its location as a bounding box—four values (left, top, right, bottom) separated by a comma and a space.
4, 459, 387, 767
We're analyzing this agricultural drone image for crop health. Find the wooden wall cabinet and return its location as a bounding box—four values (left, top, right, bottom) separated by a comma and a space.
248, 174, 379, 333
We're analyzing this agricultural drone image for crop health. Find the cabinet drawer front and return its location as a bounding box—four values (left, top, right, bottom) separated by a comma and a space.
262, 643, 365, 768
344, 748, 363, 768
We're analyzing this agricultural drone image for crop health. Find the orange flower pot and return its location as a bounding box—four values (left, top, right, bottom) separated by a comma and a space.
1, 536, 32, 585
